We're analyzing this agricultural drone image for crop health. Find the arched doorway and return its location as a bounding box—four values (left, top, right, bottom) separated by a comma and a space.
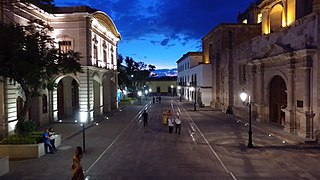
270, 4, 284, 32
56, 76, 80, 120
269, 75, 287, 125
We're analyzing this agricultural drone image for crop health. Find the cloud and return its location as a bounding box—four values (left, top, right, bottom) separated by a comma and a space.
160, 38, 169, 46
55, 0, 251, 67
55, 0, 251, 46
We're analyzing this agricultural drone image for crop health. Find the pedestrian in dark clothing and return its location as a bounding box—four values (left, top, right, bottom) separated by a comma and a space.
153, 96, 155, 104
43, 128, 55, 154
158, 96, 161, 103
142, 110, 148, 127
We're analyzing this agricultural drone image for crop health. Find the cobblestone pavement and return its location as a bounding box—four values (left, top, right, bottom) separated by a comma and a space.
1, 96, 320, 180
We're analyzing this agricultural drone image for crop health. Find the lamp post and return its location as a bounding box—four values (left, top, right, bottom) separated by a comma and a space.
171, 85, 174, 97
144, 89, 148, 100
80, 112, 87, 152
240, 92, 253, 148
138, 91, 142, 105
177, 86, 182, 102
190, 87, 196, 111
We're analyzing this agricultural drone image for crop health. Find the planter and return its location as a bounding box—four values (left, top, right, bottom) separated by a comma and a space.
0, 156, 9, 176
0, 135, 61, 159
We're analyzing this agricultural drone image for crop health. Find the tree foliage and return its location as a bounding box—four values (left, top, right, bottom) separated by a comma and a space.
117, 55, 156, 96
0, 20, 82, 124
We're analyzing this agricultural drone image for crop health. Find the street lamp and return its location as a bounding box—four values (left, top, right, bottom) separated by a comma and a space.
177, 86, 182, 102
190, 87, 196, 111
171, 85, 174, 97
79, 112, 87, 152
240, 92, 253, 148
138, 91, 142, 105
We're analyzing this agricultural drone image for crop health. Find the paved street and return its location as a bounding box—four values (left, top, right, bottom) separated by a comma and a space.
2, 97, 320, 180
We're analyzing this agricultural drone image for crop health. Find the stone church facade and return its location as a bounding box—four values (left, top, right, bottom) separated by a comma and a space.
206, 0, 320, 140
0, 3, 121, 138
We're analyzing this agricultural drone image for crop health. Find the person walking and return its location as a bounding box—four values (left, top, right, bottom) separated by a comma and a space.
162, 109, 168, 125
168, 117, 174, 133
71, 146, 84, 180
175, 115, 181, 134
142, 110, 149, 127
42, 128, 55, 154
49, 127, 58, 151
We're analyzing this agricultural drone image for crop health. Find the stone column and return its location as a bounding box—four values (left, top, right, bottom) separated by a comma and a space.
286, 67, 295, 132
300, 67, 312, 138
248, 63, 257, 120
79, 68, 93, 122
303, 67, 311, 112
256, 63, 264, 122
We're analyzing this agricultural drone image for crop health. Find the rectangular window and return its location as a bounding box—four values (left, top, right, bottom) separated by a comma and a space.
257, 13, 262, 23
239, 64, 246, 82
59, 41, 72, 53
93, 45, 98, 60
103, 50, 107, 63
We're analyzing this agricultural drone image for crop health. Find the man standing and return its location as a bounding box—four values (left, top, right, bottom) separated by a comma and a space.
42, 128, 55, 154
175, 115, 181, 134
142, 110, 149, 127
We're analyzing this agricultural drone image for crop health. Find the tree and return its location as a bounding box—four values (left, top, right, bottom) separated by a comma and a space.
0, 20, 82, 127
123, 56, 155, 96
117, 54, 129, 90
117, 55, 156, 96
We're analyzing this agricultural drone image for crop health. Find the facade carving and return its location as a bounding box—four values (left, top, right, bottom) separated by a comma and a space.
207, 0, 320, 140
0, 4, 121, 138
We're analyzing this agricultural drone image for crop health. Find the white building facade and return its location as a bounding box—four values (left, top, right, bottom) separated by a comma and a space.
0, 4, 120, 137
177, 52, 212, 106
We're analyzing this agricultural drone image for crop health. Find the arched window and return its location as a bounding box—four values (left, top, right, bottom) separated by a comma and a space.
270, 4, 284, 32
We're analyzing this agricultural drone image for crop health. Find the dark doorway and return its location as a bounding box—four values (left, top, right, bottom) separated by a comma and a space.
269, 75, 287, 125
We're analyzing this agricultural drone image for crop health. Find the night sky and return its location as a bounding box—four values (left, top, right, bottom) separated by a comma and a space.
54, 0, 252, 69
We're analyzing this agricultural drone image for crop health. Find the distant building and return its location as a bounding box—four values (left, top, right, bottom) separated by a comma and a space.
147, 76, 177, 96
0, 3, 120, 137
176, 52, 212, 106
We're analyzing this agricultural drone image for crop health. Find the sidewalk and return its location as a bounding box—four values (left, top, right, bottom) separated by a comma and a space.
181, 101, 319, 146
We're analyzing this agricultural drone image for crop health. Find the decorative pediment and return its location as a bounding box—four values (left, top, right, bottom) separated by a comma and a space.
254, 43, 294, 59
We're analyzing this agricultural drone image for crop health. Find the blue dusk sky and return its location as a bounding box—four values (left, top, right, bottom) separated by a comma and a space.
54, 0, 253, 69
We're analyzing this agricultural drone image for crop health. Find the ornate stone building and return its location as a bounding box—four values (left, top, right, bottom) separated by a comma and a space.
208, 0, 320, 140
202, 24, 261, 112
0, 4, 120, 137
